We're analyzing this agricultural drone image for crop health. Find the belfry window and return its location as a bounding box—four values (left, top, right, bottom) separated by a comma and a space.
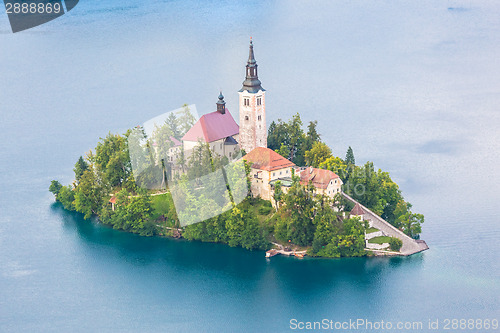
257, 97, 262, 106
244, 98, 250, 106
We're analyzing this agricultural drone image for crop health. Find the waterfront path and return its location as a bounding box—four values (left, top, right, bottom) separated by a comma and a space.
270, 242, 307, 256
342, 193, 429, 256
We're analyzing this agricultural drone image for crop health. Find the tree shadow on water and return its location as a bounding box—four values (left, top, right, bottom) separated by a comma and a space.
50, 202, 268, 279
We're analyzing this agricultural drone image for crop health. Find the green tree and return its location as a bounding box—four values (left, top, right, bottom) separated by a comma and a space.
57, 185, 76, 211
389, 237, 403, 251
226, 207, 245, 247
273, 180, 284, 209
267, 114, 307, 165
241, 214, 268, 250
178, 104, 196, 136
304, 141, 332, 167
282, 179, 316, 246
73, 156, 89, 183
205, 215, 228, 243
311, 203, 336, 254
345, 146, 355, 166
94, 133, 130, 187
166, 112, 181, 139
319, 156, 347, 180
49, 180, 63, 196
305, 120, 321, 150
74, 167, 105, 219
152, 122, 174, 165
102, 189, 157, 236
335, 217, 366, 257
288, 113, 306, 165
267, 120, 289, 151
398, 212, 424, 239
276, 143, 289, 160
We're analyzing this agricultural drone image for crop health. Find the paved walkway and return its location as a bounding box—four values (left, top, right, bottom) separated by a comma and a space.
342, 193, 429, 256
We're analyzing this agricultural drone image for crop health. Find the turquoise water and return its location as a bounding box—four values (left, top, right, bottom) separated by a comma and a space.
1, 1, 499, 331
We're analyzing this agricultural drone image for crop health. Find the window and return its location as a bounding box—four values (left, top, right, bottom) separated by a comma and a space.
220, 143, 222, 150
273, 172, 276, 177
257, 97, 262, 106
280, 171, 282, 175
286, 169, 289, 173
258, 115, 261, 121
244, 98, 250, 106
245, 116, 249, 121
229, 152, 232, 158
335, 180, 337, 183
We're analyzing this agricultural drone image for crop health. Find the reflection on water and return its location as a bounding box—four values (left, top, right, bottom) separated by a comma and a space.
51, 201, 421, 296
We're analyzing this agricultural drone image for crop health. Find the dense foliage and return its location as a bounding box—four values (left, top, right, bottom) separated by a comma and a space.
267, 114, 321, 166
389, 237, 403, 252
182, 198, 270, 251
50, 131, 158, 235
268, 114, 424, 239
272, 175, 368, 257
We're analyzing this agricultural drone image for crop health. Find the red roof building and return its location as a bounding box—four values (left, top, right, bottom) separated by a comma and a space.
242, 147, 295, 171
182, 108, 239, 143
297, 166, 343, 197
299, 167, 340, 189
242, 147, 296, 201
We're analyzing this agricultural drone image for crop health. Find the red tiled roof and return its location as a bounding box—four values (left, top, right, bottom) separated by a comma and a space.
182, 108, 239, 143
299, 167, 340, 190
152, 136, 182, 148
350, 202, 365, 216
169, 136, 182, 147
242, 147, 296, 171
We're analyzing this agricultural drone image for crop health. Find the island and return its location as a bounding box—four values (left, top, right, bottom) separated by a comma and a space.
49, 39, 428, 258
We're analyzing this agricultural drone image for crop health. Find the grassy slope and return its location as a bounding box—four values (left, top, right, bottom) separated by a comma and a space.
368, 236, 392, 244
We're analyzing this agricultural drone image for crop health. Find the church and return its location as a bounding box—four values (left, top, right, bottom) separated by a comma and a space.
177, 39, 342, 200
180, 38, 267, 159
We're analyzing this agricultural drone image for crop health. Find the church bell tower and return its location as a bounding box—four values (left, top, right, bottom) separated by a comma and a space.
238, 38, 266, 154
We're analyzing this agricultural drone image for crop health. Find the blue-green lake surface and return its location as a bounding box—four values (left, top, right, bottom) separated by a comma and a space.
1, 1, 499, 331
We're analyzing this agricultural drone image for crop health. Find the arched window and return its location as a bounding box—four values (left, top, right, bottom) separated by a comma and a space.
245, 116, 249, 121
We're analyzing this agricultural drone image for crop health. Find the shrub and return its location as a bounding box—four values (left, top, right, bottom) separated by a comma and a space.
389, 237, 403, 252
258, 205, 272, 215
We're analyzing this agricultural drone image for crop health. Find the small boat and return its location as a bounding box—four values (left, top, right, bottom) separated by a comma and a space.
294, 252, 305, 258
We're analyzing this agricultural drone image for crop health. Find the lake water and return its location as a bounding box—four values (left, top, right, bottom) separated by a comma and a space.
1, 0, 499, 332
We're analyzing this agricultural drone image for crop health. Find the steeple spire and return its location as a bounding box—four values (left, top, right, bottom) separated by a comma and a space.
239, 38, 264, 93
248, 37, 256, 65
216, 91, 226, 114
